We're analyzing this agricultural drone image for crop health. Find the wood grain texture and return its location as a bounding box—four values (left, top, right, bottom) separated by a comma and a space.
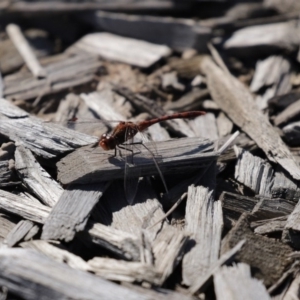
80, 10, 211, 51
57, 137, 216, 185
0, 189, 51, 224
3, 53, 101, 101
182, 165, 222, 286
222, 213, 292, 286
42, 183, 107, 242
224, 21, 300, 56
88, 257, 161, 284
69, 32, 171, 68
234, 146, 273, 197
5, 220, 35, 247
0, 248, 161, 300
214, 263, 270, 300
0, 99, 97, 159
21, 240, 91, 272
202, 56, 300, 180
94, 179, 189, 284
15, 145, 63, 206
84, 221, 141, 261
188, 240, 246, 295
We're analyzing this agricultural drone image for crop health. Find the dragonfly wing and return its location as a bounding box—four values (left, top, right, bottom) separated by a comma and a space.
123, 127, 140, 205
136, 130, 169, 195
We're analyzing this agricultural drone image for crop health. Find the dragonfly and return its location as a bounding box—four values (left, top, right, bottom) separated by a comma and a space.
95, 111, 206, 204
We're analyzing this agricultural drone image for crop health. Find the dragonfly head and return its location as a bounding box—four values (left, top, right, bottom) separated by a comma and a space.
99, 133, 116, 150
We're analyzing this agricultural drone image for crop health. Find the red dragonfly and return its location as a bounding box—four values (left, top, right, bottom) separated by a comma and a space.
65, 111, 206, 203
98, 111, 206, 154
95, 111, 206, 203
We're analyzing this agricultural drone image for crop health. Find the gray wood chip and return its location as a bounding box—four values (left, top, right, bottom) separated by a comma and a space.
224, 21, 300, 56
182, 183, 223, 286
201, 57, 300, 181
69, 32, 171, 68
234, 147, 273, 197
0, 100, 97, 159
15, 145, 63, 207
42, 183, 107, 242
88, 257, 161, 284
214, 263, 270, 300
4, 220, 36, 247
81, 10, 211, 51
0, 189, 51, 224
0, 248, 158, 300
57, 137, 216, 185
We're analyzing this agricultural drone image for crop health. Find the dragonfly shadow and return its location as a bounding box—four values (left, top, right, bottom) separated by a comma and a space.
92, 178, 158, 227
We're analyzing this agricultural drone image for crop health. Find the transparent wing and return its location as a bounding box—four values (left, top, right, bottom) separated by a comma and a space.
122, 126, 140, 205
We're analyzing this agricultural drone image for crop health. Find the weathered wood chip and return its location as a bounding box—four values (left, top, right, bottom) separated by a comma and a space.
81, 10, 211, 51
83, 221, 141, 261
252, 216, 287, 235
21, 240, 91, 272
188, 240, 246, 295
0, 213, 19, 246
271, 166, 300, 203
0, 248, 160, 300
182, 168, 222, 286
234, 146, 273, 197
222, 213, 292, 286
15, 145, 63, 207
57, 137, 216, 185
274, 100, 300, 127
4, 220, 36, 247
3, 53, 101, 101
88, 257, 161, 284
250, 55, 291, 95
214, 263, 270, 300
42, 183, 107, 242
0, 189, 51, 224
201, 57, 300, 181
94, 179, 188, 284
223, 21, 300, 56
0, 99, 97, 159
68, 32, 171, 68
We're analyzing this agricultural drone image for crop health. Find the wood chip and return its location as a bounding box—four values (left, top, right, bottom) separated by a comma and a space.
182, 183, 223, 286
69, 32, 171, 68
5, 220, 36, 247
222, 213, 292, 286
250, 56, 291, 95
81, 10, 212, 51
274, 99, 300, 127
88, 257, 161, 284
216, 112, 233, 137
188, 240, 246, 295
0, 248, 163, 300
3, 53, 101, 101
57, 137, 216, 185
0, 100, 97, 159
6, 24, 47, 78
189, 112, 219, 140
214, 263, 270, 300
271, 166, 300, 202
41, 183, 107, 242
83, 221, 141, 261
21, 240, 91, 272
234, 147, 273, 197
15, 145, 63, 207
201, 56, 300, 181
0, 189, 51, 224
94, 179, 188, 284
224, 21, 300, 56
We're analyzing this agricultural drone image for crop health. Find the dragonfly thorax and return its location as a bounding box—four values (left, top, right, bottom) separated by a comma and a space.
99, 133, 117, 150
